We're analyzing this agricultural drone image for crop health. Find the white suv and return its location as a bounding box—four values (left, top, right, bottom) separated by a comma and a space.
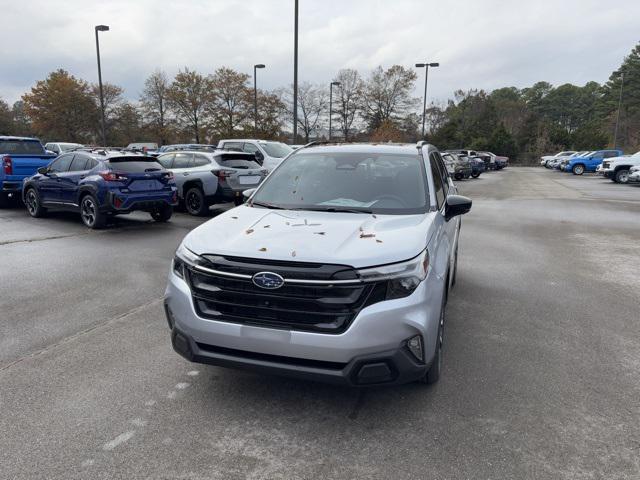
602, 152, 640, 183
164, 143, 472, 386
217, 139, 293, 172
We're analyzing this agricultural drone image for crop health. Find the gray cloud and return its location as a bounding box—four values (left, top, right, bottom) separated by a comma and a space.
1, 0, 638, 104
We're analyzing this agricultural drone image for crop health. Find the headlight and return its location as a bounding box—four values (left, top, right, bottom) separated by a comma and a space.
356, 249, 430, 300
173, 242, 203, 278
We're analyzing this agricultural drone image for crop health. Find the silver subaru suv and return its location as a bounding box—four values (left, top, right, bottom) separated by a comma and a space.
164, 142, 472, 386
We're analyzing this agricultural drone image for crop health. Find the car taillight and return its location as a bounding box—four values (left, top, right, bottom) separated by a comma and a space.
3, 156, 12, 175
213, 169, 234, 179
99, 171, 128, 182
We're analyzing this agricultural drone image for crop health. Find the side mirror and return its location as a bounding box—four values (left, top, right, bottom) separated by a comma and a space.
37, 166, 49, 175
242, 188, 257, 202
444, 195, 472, 221
254, 151, 264, 164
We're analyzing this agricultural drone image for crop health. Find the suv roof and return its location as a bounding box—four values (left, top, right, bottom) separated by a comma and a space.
295, 142, 434, 156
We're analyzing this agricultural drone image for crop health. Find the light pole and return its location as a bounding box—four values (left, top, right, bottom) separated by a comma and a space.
329, 81, 341, 141
95, 24, 110, 146
292, 0, 299, 143
415, 62, 439, 139
613, 71, 625, 149
253, 64, 265, 136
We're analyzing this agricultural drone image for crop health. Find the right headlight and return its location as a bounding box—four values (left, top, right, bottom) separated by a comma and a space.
356, 249, 430, 300
173, 242, 204, 279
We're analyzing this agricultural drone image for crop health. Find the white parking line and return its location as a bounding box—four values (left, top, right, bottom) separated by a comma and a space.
103, 431, 135, 451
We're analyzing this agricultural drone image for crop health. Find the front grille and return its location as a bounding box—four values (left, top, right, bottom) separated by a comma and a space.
187, 257, 385, 333
602, 161, 610, 169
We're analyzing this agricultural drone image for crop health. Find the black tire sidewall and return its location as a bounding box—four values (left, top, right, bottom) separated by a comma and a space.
185, 187, 206, 216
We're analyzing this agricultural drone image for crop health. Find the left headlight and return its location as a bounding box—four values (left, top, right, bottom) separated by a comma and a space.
173, 243, 203, 279
356, 249, 430, 300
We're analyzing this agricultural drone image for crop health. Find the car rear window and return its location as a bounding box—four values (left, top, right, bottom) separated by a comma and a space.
217, 154, 261, 169
106, 156, 164, 172
0, 139, 44, 155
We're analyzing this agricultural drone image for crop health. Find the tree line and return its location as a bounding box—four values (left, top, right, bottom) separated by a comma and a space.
0, 41, 638, 161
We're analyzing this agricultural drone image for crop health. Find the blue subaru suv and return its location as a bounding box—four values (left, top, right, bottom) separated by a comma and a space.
22, 149, 177, 228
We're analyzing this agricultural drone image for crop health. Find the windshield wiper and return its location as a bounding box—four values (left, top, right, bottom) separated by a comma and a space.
304, 207, 374, 214
250, 201, 286, 210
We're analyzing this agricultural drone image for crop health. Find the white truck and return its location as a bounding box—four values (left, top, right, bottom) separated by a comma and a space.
601, 152, 640, 183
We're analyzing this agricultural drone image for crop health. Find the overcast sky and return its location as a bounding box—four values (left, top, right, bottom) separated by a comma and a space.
1, 0, 638, 105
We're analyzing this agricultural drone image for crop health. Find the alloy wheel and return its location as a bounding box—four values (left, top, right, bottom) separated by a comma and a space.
187, 191, 201, 214
81, 197, 96, 226
26, 190, 38, 215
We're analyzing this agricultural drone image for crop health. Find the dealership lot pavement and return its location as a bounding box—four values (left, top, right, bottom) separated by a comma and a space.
1, 168, 639, 479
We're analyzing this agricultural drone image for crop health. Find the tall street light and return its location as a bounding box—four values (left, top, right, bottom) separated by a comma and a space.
95, 25, 110, 146
613, 71, 625, 149
253, 64, 265, 136
292, 0, 299, 143
416, 62, 439, 139
329, 81, 341, 141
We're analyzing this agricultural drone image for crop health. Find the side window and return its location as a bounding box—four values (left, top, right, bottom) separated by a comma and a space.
604, 151, 618, 158
157, 154, 174, 169
223, 142, 243, 152
86, 158, 98, 170
429, 155, 446, 209
433, 152, 450, 196
243, 143, 259, 154
69, 155, 88, 172
49, 154, 73, 173
173, 153, 192, 169
193, 154, 210, 167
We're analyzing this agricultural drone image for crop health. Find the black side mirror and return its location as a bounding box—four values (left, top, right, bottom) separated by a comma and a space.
254, 151, 264, 163
37, 166, 49, 175
444, 195, 472, 221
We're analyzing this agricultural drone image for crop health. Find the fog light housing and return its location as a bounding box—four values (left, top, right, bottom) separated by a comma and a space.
407, 335, 424, 362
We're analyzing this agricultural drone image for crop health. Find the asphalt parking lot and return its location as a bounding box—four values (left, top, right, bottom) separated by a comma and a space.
1, 167, 639, 479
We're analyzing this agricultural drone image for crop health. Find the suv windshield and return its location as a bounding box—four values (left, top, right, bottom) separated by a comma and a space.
251, 151, 429, 215
260, 142, 292, 158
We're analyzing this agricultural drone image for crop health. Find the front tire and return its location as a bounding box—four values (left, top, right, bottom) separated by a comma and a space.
184, 186, 208, 216
418, 291, 446, 385
80, 194, 106, 229
572, 164, 585, 175
471, 172, 480, 178
151, 204, 172, 222
615, 169, 629, 184
24, 188, 47, 217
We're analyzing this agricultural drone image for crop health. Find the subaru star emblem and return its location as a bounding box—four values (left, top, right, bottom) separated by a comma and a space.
252, 272, 285, 289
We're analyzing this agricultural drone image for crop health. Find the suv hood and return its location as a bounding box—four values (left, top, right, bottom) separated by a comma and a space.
183, 205, 436, 268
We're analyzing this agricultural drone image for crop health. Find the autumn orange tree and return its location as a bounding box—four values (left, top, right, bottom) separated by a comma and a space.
22, 69, 97, 142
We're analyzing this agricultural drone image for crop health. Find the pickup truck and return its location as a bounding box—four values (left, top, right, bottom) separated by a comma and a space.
1, 136, 57, 207
601, 151, 640, 183
565, 149, 623, 175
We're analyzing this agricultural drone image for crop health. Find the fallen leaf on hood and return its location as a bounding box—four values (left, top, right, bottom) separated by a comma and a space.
291, 250, 297, 257
376, 239, 383, 243
372, 214, 377, 219
259, 247, 267, 252
246, 229, 254, 234
360, 233, 376, 238
263, 225, 271, 228
231, 216, 238, 219
313, 232, 326, 235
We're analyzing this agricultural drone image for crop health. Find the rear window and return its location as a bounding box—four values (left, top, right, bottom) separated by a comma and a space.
217, 153, 261, 169
0, 140, 44, 155
106, 157, 164, 172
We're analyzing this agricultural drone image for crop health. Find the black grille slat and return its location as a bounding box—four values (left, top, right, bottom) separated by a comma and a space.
186, 259, 377, 334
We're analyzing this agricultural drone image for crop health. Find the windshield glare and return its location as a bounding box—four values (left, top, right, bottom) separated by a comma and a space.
260, 142, 293, 158
251, 151, 429, 214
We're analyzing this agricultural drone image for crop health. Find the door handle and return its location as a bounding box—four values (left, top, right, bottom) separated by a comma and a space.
182, 172, 189, 176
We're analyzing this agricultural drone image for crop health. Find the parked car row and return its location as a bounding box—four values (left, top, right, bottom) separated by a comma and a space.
440, 149, 509, 181
541, 149, 640, 184
0, 136, 283, 227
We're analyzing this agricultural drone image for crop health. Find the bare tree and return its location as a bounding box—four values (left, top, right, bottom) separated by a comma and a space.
166, 68, 212, 143
362, 65, 418, 132
282, 82, 328, 142
140, 70, 170, 144
209, 67, 252, 138
333, 69, 363, 141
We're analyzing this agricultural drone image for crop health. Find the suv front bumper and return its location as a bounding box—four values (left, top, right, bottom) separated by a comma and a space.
164, 265, 443, 386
